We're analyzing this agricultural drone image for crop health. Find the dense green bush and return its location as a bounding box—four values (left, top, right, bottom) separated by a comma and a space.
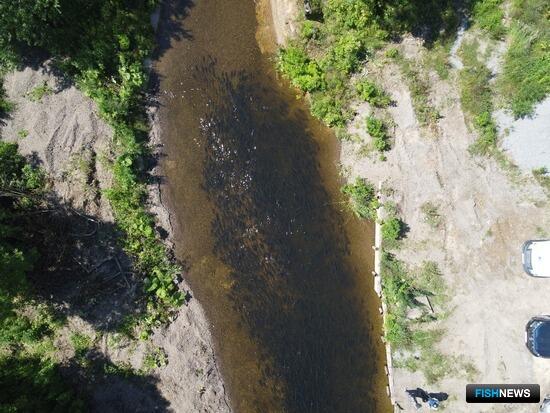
278, 45, 325, 92
356, 79, 391, 107
472, 0, 506, 38
323, 32, 366, 75
366, 116, 390, 151
498, 2, 550, 118
382, 217, 402, 242
341, 177, 379, 220
0, 0, 186, 326
0, 140, 83, 411
0, 355, 84, 413
310, 92, 347, 126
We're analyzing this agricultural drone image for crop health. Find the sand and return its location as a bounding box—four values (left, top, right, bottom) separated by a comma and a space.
1, 61, 230, 412
267, 1, 550, 410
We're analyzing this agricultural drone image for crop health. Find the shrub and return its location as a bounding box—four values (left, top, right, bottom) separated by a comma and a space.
366, 116, 390, 151
27, 82, 53, 102
278, 45, 325, 92
0, 355, 85, 412
323, 31, 366, 75
385, 47, 399, 58
420, 201, 442, 229
301, 20, 319, 40
0, 82, 13, 115
356, 79, 391, 107
382, 217, 402, 242
310, 92, 347, 126
472, 0, 506, 38
341, 177, 379, 220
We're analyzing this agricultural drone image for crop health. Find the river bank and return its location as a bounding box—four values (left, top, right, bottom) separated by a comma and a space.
153, 0, 391, 411
0, 57, 231, 412
268, 1, 550, 412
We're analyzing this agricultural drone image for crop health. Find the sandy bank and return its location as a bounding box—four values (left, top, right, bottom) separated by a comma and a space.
1, 61, 230, 412
268, 0, 299, 45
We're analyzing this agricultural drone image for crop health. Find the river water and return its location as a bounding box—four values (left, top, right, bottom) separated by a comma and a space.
154, 1, 391, 412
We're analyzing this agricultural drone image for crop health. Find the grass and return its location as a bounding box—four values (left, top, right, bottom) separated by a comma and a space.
394, 53, 441, 130
533, 167, 550, 194
380, 253, 469, 383
497, 0, 550, 117
17, 129, 29, 139
423, 38, 453, 80
341, 177, 379, 220
70, 332, 93, 365
421, 201, 443, 229
471, 0, 506, 39
458, 39, 499, 156
27, 82, 53, 102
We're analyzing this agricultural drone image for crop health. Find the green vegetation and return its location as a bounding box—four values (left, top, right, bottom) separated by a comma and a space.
0, 141, 85, 411
472, 0, 506, 39
394, 53, 440, 129
381, 217, 402, 243
420, 201, 443, 229
533, 167, 550, 194
0, 355, 85, 412
422, 39, 453, 80
27, 82, 53, 102
0, 0, 186, 336
497, 0, 550, 117
0, 2, 186, 407
381, 254, 465, 383
366, 116, 390, 152
341, 177, 379, 220
142, 346, 168, 373
277, 46, 325, 92
458, 39, 498, 155
70, 332, 93, 361
356, 79, 391, 107
17, 129, 29, 139
0, 81, 13, 114
277, 0, 461, 130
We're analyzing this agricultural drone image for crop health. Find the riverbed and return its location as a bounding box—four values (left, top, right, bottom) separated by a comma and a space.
153, 0, 391, 412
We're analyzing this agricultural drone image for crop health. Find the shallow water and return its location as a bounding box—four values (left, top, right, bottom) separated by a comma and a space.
154, 1, 391, 412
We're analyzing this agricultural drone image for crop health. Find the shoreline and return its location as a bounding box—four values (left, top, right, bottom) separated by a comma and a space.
146, 99, 232, 412
145, 4, 232, 411
262, 1, 394, 411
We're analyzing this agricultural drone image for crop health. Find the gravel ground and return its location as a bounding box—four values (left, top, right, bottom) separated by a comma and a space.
498, 97, 550, 171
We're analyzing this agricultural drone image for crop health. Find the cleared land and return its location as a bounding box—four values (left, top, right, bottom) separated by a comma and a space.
270, 1, 550, 411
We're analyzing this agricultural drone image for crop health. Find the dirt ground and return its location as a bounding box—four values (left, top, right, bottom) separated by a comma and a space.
268, 2, 550, 412
343, 37, 550, 412
1, 63, 230, 412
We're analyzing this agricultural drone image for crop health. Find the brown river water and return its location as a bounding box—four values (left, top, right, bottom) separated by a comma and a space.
153, 0, 391, 412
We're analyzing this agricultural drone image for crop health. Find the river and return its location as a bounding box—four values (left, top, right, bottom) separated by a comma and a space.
153, 0, 391, 412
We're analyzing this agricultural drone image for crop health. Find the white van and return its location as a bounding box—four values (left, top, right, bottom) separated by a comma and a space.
523, 240, 550, 277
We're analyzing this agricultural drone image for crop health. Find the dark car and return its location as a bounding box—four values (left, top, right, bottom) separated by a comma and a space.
526, 316, 550, 357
